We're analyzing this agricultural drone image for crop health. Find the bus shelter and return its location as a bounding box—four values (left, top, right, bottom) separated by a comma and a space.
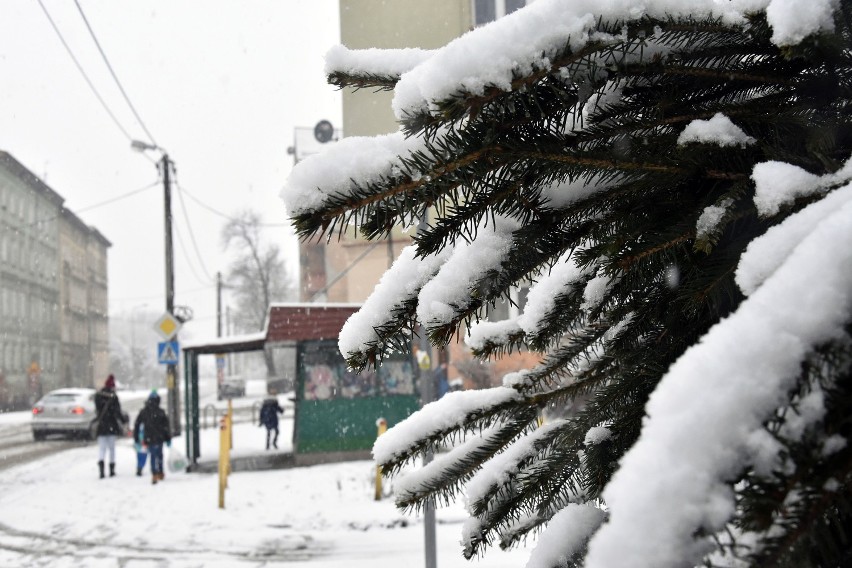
182, 304, 420, 468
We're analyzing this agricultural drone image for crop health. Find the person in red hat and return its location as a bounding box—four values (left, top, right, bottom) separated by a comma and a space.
94, 374, 128, 479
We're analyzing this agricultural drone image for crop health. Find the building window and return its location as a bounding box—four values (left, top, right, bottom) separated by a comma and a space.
474, 0, 526, 26
487, 284, 530, 322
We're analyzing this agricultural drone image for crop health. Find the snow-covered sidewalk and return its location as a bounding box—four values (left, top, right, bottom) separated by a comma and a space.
0, 416, 533, 567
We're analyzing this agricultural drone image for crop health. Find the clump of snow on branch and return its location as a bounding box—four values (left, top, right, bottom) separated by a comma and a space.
777, 386, 825, 441
821, 435, 847, 457
324, 45, 434, 77
526, 504, 606, 568
539, 176, 611, 210
338, 245, 451, 359
696, 198, 734, 240
584, 184, 852, 568
502, 370, 532, 389
517, 250, 592, 335
677, 113, 756, 147
466, 319, 522, 351
281, 131, 429, 216
765, 0, 838, 45
416, 217, 520, 327
372, 388, 524, 465
736, 180, 852, 296
584, 426, 612, 446
751, 157, 852, 217
581, 272, 615, 312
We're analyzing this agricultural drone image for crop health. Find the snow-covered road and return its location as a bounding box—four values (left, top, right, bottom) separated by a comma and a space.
0, 410, 533, 567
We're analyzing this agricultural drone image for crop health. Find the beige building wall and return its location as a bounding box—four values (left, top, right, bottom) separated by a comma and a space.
301, 1, 473, 304
339, 0, 472, 138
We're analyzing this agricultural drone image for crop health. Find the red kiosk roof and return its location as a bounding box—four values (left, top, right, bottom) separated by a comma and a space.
265, 304, 360, 343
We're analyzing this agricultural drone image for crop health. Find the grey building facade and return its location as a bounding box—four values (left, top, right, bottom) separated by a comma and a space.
0, 151, 110, 409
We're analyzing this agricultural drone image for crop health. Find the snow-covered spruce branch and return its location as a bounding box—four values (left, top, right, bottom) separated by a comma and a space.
464, 419, 575, 516
392, 415, 535, 511
462, 420, 596, 559
390, 6, 755, 132
288, 14, 764, 243
373, 387, 527, 474
523, 504, 607, 568
338, 244, 451, 369
324, 45, 433, 91
584, 182, 852, 568
465, 319, 527, 359
466, 250, 596, 357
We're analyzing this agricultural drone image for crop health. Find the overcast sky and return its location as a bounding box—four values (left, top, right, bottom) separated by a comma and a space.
0, 0, 341, 342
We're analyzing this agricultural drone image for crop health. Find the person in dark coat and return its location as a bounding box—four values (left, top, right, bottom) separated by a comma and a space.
94, 374, 128, 479
435, 363, 450, 399
133, 390, 172, 484
259, 390, 284, 450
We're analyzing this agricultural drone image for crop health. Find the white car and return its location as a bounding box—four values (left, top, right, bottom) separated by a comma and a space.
31, 388, 98, 441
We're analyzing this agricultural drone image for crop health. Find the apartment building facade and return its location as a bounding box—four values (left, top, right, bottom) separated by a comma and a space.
0, 151, 110, 409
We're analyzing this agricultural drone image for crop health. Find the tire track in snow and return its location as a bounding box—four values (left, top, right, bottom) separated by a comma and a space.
0, 521, 329, 565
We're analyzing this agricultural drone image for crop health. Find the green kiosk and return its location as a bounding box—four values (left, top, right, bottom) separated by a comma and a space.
183, 304, 420, 467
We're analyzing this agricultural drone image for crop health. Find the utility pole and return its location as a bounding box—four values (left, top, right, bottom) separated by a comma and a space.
217, 272, 223, 337
131, 140, 182, 436
162, 153, 181, 436
226, 306, 233, 375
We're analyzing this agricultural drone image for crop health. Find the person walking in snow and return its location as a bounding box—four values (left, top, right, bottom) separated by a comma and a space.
133, 390, 172, 484
94, 374, 129, 479
259, 390, 284, 450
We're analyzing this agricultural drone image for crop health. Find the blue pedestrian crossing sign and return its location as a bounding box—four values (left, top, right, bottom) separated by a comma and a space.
157, 341, 180, 365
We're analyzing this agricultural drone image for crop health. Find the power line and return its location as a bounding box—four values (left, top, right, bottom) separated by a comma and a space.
176, 182, 290, 227
109, 284, 215, 304
36, 0, 138, 145
23, 180, 160, 228
75, 179, 160, 214
173, 219, 212, 288
172, 173, 214, 283
73, 0, 159, 147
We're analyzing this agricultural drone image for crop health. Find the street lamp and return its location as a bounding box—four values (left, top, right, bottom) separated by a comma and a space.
131, 139, 181, 435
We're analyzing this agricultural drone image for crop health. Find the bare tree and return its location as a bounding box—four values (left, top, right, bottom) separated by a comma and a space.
221, 210, 293, 376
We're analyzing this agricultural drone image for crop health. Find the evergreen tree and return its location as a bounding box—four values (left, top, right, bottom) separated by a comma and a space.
284, 1, 852, 566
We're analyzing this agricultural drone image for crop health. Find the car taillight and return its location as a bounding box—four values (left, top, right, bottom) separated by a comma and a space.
69, 406, 86, 415
32, 406, 44, 415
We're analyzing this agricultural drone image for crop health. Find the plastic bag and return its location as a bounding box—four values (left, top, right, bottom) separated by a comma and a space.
167, 447, 188, 472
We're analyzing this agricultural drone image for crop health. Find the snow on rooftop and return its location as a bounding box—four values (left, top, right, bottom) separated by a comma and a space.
182, 331, 266, 350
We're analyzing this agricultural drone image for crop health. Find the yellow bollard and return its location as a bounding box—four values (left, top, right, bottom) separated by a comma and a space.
227, 399, 233, 450
218, 414, 228, 509
374, 418, 388, 501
